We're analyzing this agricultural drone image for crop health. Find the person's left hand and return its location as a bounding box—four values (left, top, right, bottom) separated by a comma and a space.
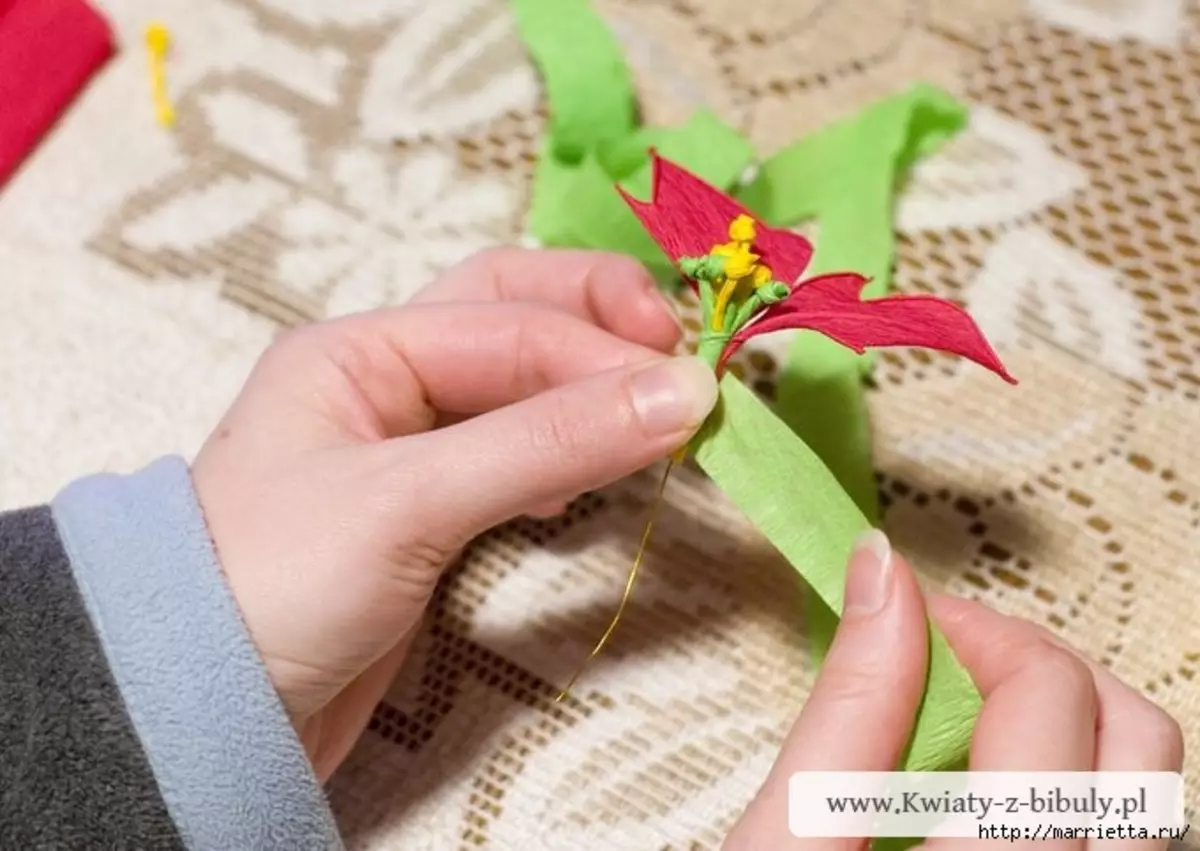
722, 533, 1184, 851
191, 248, 718, 781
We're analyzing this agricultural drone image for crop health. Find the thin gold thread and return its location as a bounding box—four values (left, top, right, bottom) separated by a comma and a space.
555, 458, 677, 702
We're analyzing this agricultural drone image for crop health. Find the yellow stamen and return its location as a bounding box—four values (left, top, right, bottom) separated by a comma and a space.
556, 459, 675, 703
719, 243, 759, 280
711, 275, 740, 330
145, 23, 175, 128
728, 213, 756, 243
706, 217, 768, 329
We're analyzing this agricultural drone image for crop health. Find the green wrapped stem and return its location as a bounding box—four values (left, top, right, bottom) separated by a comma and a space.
686, 263, 788, 371
697, 331, 731, 370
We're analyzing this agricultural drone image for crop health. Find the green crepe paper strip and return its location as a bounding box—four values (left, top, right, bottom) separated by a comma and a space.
739, 85, 967, 679
693, 374, 981, 775
738, 83, 968, 522
513, 0, 753, 284
509, 0, 636, 163
528, 111, 755, 285
510, 0, 981, 795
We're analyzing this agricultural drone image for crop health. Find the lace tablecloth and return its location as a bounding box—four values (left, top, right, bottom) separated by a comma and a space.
0, 1, 1196, 847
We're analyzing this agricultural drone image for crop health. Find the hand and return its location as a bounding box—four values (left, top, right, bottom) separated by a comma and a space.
190, 248, 719, 780
724, 531, 1184, 851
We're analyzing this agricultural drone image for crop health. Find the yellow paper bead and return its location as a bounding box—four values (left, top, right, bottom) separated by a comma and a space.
728, 213, 757, 243
145, 22, 175, 128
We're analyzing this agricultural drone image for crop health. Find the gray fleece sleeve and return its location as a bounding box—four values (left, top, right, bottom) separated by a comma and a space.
0, 506, 186, 850
45, 456, 344, 851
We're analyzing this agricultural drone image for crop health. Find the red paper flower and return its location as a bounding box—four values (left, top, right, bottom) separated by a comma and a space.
617, 159, 814, 289
618, 153, 1016, 384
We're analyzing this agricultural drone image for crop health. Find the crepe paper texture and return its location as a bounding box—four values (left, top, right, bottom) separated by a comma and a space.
528, 112, 754, 285
622, 155, 1015, 783
619, 153, 1015, 387
509, 0, 972, 523
513, 0, 1006, 794
512, 0, 755, 285
739, 84, 969, 521
509, 0, 635, 164
0, 0, 115, 188
692, 373, 981, 777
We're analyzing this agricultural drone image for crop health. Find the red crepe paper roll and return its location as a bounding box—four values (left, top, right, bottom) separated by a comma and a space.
0, 0, 115, 188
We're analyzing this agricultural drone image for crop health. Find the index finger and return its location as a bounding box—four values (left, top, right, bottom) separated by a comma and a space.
411, 247, 683, 352
236, 302, 669, 447
930, 594, 1184, 772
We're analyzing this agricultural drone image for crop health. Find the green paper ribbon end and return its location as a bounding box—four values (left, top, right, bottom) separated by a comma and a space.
693, 375, 980, 781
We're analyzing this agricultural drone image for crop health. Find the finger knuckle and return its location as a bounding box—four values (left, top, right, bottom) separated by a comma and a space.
1129, 703, 1185, 768
577, 253, 653, 303
597, 252, 652, 283
821, 664, 885, 706
535, 395, 591, 463
1156, 710, 1185, 768
462, 245, 518, 277
261, 325, 317, 367
387, 534, 461, 597
1029, 643, 1096, 705
1029, 621, 1088, 658
367, 461, 464, 593
508, 311, 560, 394
392, 536, 460, 575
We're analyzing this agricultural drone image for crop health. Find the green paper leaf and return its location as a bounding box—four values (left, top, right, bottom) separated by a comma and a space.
509, 0, 636, 162
737, 83, 969, 522
528, 110, 755, 286
692, 374, 981, 773
513, 0, 752, 284
620, 110, 754, 196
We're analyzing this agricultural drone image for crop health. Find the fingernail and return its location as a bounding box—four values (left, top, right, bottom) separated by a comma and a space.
629, 356, 718, 435
844, 529, 893, 617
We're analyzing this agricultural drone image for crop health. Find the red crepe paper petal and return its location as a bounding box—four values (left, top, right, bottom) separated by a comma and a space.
617, 152, 814, 287
0, 0, 115, 188
720, 272, 1017, 383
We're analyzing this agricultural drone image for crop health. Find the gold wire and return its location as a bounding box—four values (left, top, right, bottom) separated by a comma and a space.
555, 458, 677, 702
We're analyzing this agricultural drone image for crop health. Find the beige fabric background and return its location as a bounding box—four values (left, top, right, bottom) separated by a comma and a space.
0, 0, 1197, 847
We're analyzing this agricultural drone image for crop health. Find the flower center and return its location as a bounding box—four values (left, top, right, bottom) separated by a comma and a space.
677, 216, 790, 369
708, 214, 774, 330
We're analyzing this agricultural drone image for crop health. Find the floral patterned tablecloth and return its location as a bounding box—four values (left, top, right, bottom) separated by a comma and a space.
0, 1, 1197, 848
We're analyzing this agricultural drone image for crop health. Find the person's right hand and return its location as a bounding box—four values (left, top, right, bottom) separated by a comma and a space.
723, 530, 1185, 851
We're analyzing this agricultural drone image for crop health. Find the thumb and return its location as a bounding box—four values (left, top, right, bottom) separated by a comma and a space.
724, 533, 930, 851
380, 355, 718, 546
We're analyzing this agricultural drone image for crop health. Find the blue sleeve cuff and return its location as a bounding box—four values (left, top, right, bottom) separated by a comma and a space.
51, 456, 344, 851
